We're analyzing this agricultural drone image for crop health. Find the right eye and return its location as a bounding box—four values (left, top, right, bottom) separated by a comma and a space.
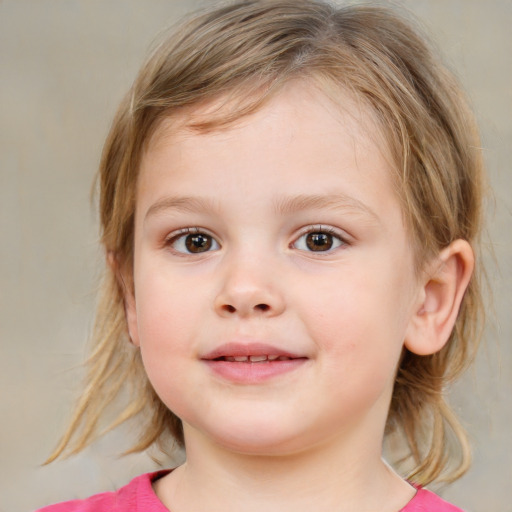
167, 229, 220, 254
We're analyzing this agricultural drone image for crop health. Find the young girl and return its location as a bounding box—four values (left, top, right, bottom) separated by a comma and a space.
37, 1, 485, 510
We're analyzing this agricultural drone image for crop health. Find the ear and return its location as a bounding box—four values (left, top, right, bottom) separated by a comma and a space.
107, 251, 140, 347
404, 239, 474, 356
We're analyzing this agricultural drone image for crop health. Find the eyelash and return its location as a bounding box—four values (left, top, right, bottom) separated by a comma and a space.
164, 225, 348, 255
165, 227, 220, 255
291, 225, 348, 253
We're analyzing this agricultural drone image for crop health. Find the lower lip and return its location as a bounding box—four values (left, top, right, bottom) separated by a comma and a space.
203, 358, 307, 384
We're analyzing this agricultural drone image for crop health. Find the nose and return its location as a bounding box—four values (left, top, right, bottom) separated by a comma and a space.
213, 256, 285, 318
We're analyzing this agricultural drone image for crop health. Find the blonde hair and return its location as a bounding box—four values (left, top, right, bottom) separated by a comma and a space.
48, 0, 485, 485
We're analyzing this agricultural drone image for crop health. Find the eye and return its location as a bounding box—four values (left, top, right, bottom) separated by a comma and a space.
293, 227, 345, 252
167, 229, 220, 254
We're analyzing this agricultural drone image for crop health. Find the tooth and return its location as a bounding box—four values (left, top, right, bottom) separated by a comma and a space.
225, 356, 236, 362
249, 355, 267, 362
268, 355, 279, 361
277, 356, 290, 361
234, 356, 249, 362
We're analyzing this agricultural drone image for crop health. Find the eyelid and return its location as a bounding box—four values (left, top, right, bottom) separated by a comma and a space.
165, 226, 200, 241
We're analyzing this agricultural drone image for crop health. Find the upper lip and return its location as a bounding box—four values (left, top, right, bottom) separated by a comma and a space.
202, 342, 305, 360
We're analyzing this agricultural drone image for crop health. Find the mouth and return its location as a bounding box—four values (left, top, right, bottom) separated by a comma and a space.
212, 355, 295, 363
202, 342, 306, 362
202, 342, 308, 383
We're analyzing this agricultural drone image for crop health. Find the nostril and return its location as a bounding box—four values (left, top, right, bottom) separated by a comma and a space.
218, 303, 271, 315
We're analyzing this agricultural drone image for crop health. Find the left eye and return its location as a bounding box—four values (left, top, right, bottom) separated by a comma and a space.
169, 231, 220, 254
293, 230, 344, 252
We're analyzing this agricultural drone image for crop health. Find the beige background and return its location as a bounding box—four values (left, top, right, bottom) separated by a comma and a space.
1, 1, 510, 511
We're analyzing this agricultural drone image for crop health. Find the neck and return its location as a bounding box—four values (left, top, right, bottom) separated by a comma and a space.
154, 424, 415, 512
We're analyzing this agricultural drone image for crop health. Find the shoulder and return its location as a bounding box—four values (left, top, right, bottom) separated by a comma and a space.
401, 486, 466, 512
34, 470, 171, 512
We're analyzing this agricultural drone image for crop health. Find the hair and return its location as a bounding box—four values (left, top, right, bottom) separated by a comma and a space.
47, 0, 486, 485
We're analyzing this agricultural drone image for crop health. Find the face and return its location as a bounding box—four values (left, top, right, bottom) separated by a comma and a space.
127, 82, 423, 456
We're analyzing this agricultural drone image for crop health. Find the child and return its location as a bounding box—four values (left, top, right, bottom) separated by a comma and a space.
37, 0, 486, 510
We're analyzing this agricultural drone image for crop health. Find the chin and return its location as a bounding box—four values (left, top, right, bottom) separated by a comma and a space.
187, 417, 312, 457
217, 436, 305, 457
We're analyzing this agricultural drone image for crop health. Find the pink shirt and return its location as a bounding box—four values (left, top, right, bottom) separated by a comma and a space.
36, 471, 464, 511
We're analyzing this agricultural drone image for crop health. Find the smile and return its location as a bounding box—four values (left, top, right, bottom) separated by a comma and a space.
215, 355, 293, 362
202, 343, 308, 383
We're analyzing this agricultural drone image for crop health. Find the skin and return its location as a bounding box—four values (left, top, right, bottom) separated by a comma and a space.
123, 82, 474, 512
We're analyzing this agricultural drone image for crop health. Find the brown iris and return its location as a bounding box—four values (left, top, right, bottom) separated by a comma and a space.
185, 233, 213, 253
306, 232, 333, 251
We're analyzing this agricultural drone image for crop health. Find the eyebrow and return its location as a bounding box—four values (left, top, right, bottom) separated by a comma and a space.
144, 195, 221, 221
144, 193, 379, 222
272, 193, 380, 221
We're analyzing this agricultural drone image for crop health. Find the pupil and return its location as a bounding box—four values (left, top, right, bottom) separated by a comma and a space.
186, 234, 211, 253
306, 232, 332, 251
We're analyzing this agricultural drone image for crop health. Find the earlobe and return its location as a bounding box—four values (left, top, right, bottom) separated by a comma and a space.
107, 251, 140, 347
404, 239, 474, 356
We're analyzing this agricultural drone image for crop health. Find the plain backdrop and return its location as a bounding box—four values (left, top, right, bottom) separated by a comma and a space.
1, 1, 510, 511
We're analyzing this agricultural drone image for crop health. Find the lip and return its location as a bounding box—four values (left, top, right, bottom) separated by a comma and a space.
202, 342, 303, 360
201, 342, 308, 384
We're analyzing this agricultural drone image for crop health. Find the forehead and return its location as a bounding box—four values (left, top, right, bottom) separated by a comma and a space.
144, 79, 393, 165
137, 81, 402, 226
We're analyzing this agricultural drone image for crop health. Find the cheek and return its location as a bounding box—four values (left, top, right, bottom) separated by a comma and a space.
302, 264, 410, 366
134, 277, 198, 414
135, 264, 204, 345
